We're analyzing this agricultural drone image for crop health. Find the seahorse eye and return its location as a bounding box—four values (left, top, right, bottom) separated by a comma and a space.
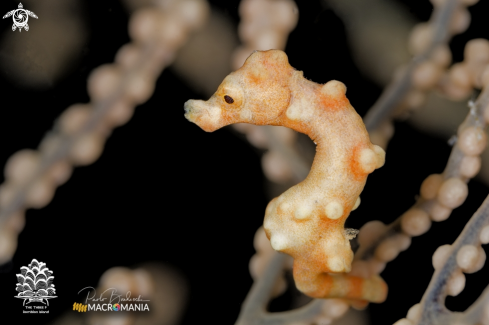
224, 95, 234, 104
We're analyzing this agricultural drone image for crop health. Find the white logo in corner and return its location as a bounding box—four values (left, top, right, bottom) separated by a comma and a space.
3, 3, 38, 32
15, 259, 57, 308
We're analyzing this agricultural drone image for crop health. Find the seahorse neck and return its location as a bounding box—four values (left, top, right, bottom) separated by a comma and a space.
278, 72, 346, 149
275, 72, 371, 204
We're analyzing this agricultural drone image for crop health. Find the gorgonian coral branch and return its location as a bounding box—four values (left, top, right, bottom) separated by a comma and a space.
395, 192, 489, 325
355, 38, 489, 267
0, 0, 209, 264
235, 252, 325, 325
363, 0, 460, 132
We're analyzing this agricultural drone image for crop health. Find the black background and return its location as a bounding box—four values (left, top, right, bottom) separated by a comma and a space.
0, 0, 488, 324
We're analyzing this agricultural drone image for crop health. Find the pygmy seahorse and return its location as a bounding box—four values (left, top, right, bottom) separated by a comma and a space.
184, 50, 387, 303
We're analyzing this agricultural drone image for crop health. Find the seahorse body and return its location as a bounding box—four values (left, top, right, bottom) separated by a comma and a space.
184, 50, 387, 303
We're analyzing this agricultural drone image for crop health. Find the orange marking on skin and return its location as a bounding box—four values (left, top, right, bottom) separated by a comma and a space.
348, 276, 365, 299
319, 92, 349, 112
349, 144, 369, 181
315, 274, 335, 297
184, 50, 386, 304
247, 72, 261, 85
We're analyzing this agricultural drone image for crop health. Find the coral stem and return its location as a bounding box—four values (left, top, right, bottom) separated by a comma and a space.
418, 193, 489, 324
363, 0, 458, 132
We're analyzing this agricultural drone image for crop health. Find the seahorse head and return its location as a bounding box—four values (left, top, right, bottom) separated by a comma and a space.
184, 50, 294, 132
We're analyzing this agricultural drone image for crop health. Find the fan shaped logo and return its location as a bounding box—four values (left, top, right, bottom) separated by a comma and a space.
2, 3, 38, 32
15, 259, 57, 313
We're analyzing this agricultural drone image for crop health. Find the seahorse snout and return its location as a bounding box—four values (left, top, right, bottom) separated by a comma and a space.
184, 99, 223, 132
183, 101, 192, 115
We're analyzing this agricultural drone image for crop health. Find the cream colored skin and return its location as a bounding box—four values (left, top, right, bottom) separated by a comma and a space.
185, 50, 386, 302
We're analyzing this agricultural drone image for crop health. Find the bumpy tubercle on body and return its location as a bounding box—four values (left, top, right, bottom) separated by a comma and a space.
184, 50, 387, 303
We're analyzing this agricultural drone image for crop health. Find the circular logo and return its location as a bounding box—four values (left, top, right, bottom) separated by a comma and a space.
14, 10, 27, 25
112, 303, 120, 311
